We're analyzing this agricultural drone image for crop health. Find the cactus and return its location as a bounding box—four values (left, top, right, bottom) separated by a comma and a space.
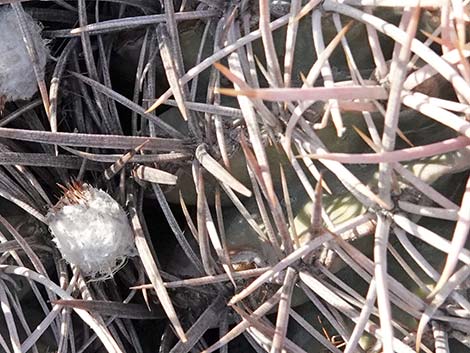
0, 2, 469, 353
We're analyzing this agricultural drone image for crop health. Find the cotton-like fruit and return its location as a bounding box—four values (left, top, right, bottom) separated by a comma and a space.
0, 6, 48, 102
47, 183, 136, 278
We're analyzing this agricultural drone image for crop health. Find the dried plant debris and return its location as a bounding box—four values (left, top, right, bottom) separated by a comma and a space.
0, 1, 469, 353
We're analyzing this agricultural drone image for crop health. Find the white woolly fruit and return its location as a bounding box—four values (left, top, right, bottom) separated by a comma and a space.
0, 6, 48, 102
47, 183, 136, 278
